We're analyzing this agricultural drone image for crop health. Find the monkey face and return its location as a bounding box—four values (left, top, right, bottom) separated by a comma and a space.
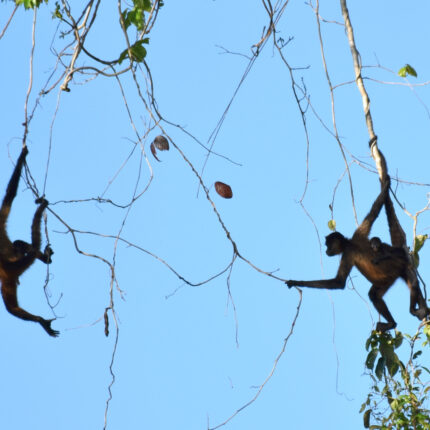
369, 237, 382, 251
325, 232, 344, 256
326, 244, 341, 256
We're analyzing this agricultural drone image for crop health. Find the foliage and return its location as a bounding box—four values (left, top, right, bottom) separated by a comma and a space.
121, 0, 153, 31
118, 38, 149, 64
361, 327, 430, 429
398, 64, 418, 78
50, 0, 158, 66
15, 0, 46, 9
412, 235, 428, 268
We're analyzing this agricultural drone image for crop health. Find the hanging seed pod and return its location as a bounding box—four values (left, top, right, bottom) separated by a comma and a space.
215, 181, 233, 199
153, 135, 169, 151
150, 135, 170, 161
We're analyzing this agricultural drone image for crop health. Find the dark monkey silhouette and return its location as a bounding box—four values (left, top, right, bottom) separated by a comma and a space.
286, 176, 429, 332
369, 236, 407, 265
0, 146, 57, 337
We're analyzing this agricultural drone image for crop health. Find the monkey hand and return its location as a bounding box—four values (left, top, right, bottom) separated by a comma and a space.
286, 280, 296, 289
40, 318, 59, 337
22, 145, 29, 156
35, 197, 49, 207
412, 305, 429, 321
44, 245, 54, 263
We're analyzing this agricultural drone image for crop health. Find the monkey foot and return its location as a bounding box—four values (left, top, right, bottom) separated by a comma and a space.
376, 321, 397, 332
412, 307, 430, 321
40, 319, 59, 337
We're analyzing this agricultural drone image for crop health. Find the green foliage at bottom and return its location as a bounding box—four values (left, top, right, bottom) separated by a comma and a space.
361, 326, 430, 429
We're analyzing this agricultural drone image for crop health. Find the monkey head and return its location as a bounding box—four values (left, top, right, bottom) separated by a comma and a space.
12, 240, 32, 258
325, 232, 347, 256
370, 236, 382, 251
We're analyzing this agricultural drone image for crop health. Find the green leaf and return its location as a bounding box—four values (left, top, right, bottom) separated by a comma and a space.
413, 350, 422, 360
52, 2, 62, 19
366, 349, 378, 370
412, 252, 420, 268
422, 366, 430, 374
414, 234, 428, 253
363, 409, 371, 428
379, 337, 394, 359
387, 360, 399, 377
393, 331, 403, 348
135, 0, 152, 12
375, 357, 385, 380
122, 8, 144, 31
365, 336, 372, 351
390, 398, 398, 411
16, 0, 45, 9
121, 0, 153, 31
118, 38, 149, 64
423, 323, 430, 343
328, 219, 336, 231
398, 64, 418, 78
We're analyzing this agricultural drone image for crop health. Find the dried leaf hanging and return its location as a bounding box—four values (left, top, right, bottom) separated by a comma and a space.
215, 181, 233, 199
150, 142, 161, 162
153, 135, 169, 151
150, 135, 170, 162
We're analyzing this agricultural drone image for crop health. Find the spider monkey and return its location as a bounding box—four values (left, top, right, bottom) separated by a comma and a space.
286, 176, 429, 332
0, 146, 58, 337
369, 236, 407, 265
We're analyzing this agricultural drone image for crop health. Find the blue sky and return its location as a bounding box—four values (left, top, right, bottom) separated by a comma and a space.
1, 1, 430, 429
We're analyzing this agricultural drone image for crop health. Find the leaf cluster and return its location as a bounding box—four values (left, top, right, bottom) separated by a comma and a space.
15, 0, 46, 9
412, 234, 428, 268
398, 64, 418, 78
361, 329, 430, 429
118, 38, 149, 65
121, 0, 152, 32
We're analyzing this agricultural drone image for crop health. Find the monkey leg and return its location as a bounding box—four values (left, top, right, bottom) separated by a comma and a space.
39, 318, 59, 337
384, 195, 406, 248
1, 283, 59, 337
0, 147, 28, 217
4, 302, 59, 337
406, 270, 429, 321
368, 284, 397, 332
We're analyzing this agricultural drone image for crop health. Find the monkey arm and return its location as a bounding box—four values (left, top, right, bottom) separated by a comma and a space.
384, 194, 407, 248
286, 256, 351, 289
286, 278, 346, 289
354, 177, 390, 238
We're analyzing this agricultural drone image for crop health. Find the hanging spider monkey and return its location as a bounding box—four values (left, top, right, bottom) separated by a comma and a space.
0, 146, 58, 337
286, 175, 429, 332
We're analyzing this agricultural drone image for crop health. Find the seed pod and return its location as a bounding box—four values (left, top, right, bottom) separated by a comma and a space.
215, 181, 233, 199
150, 135, 170, 161
153, 135, 169, 151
